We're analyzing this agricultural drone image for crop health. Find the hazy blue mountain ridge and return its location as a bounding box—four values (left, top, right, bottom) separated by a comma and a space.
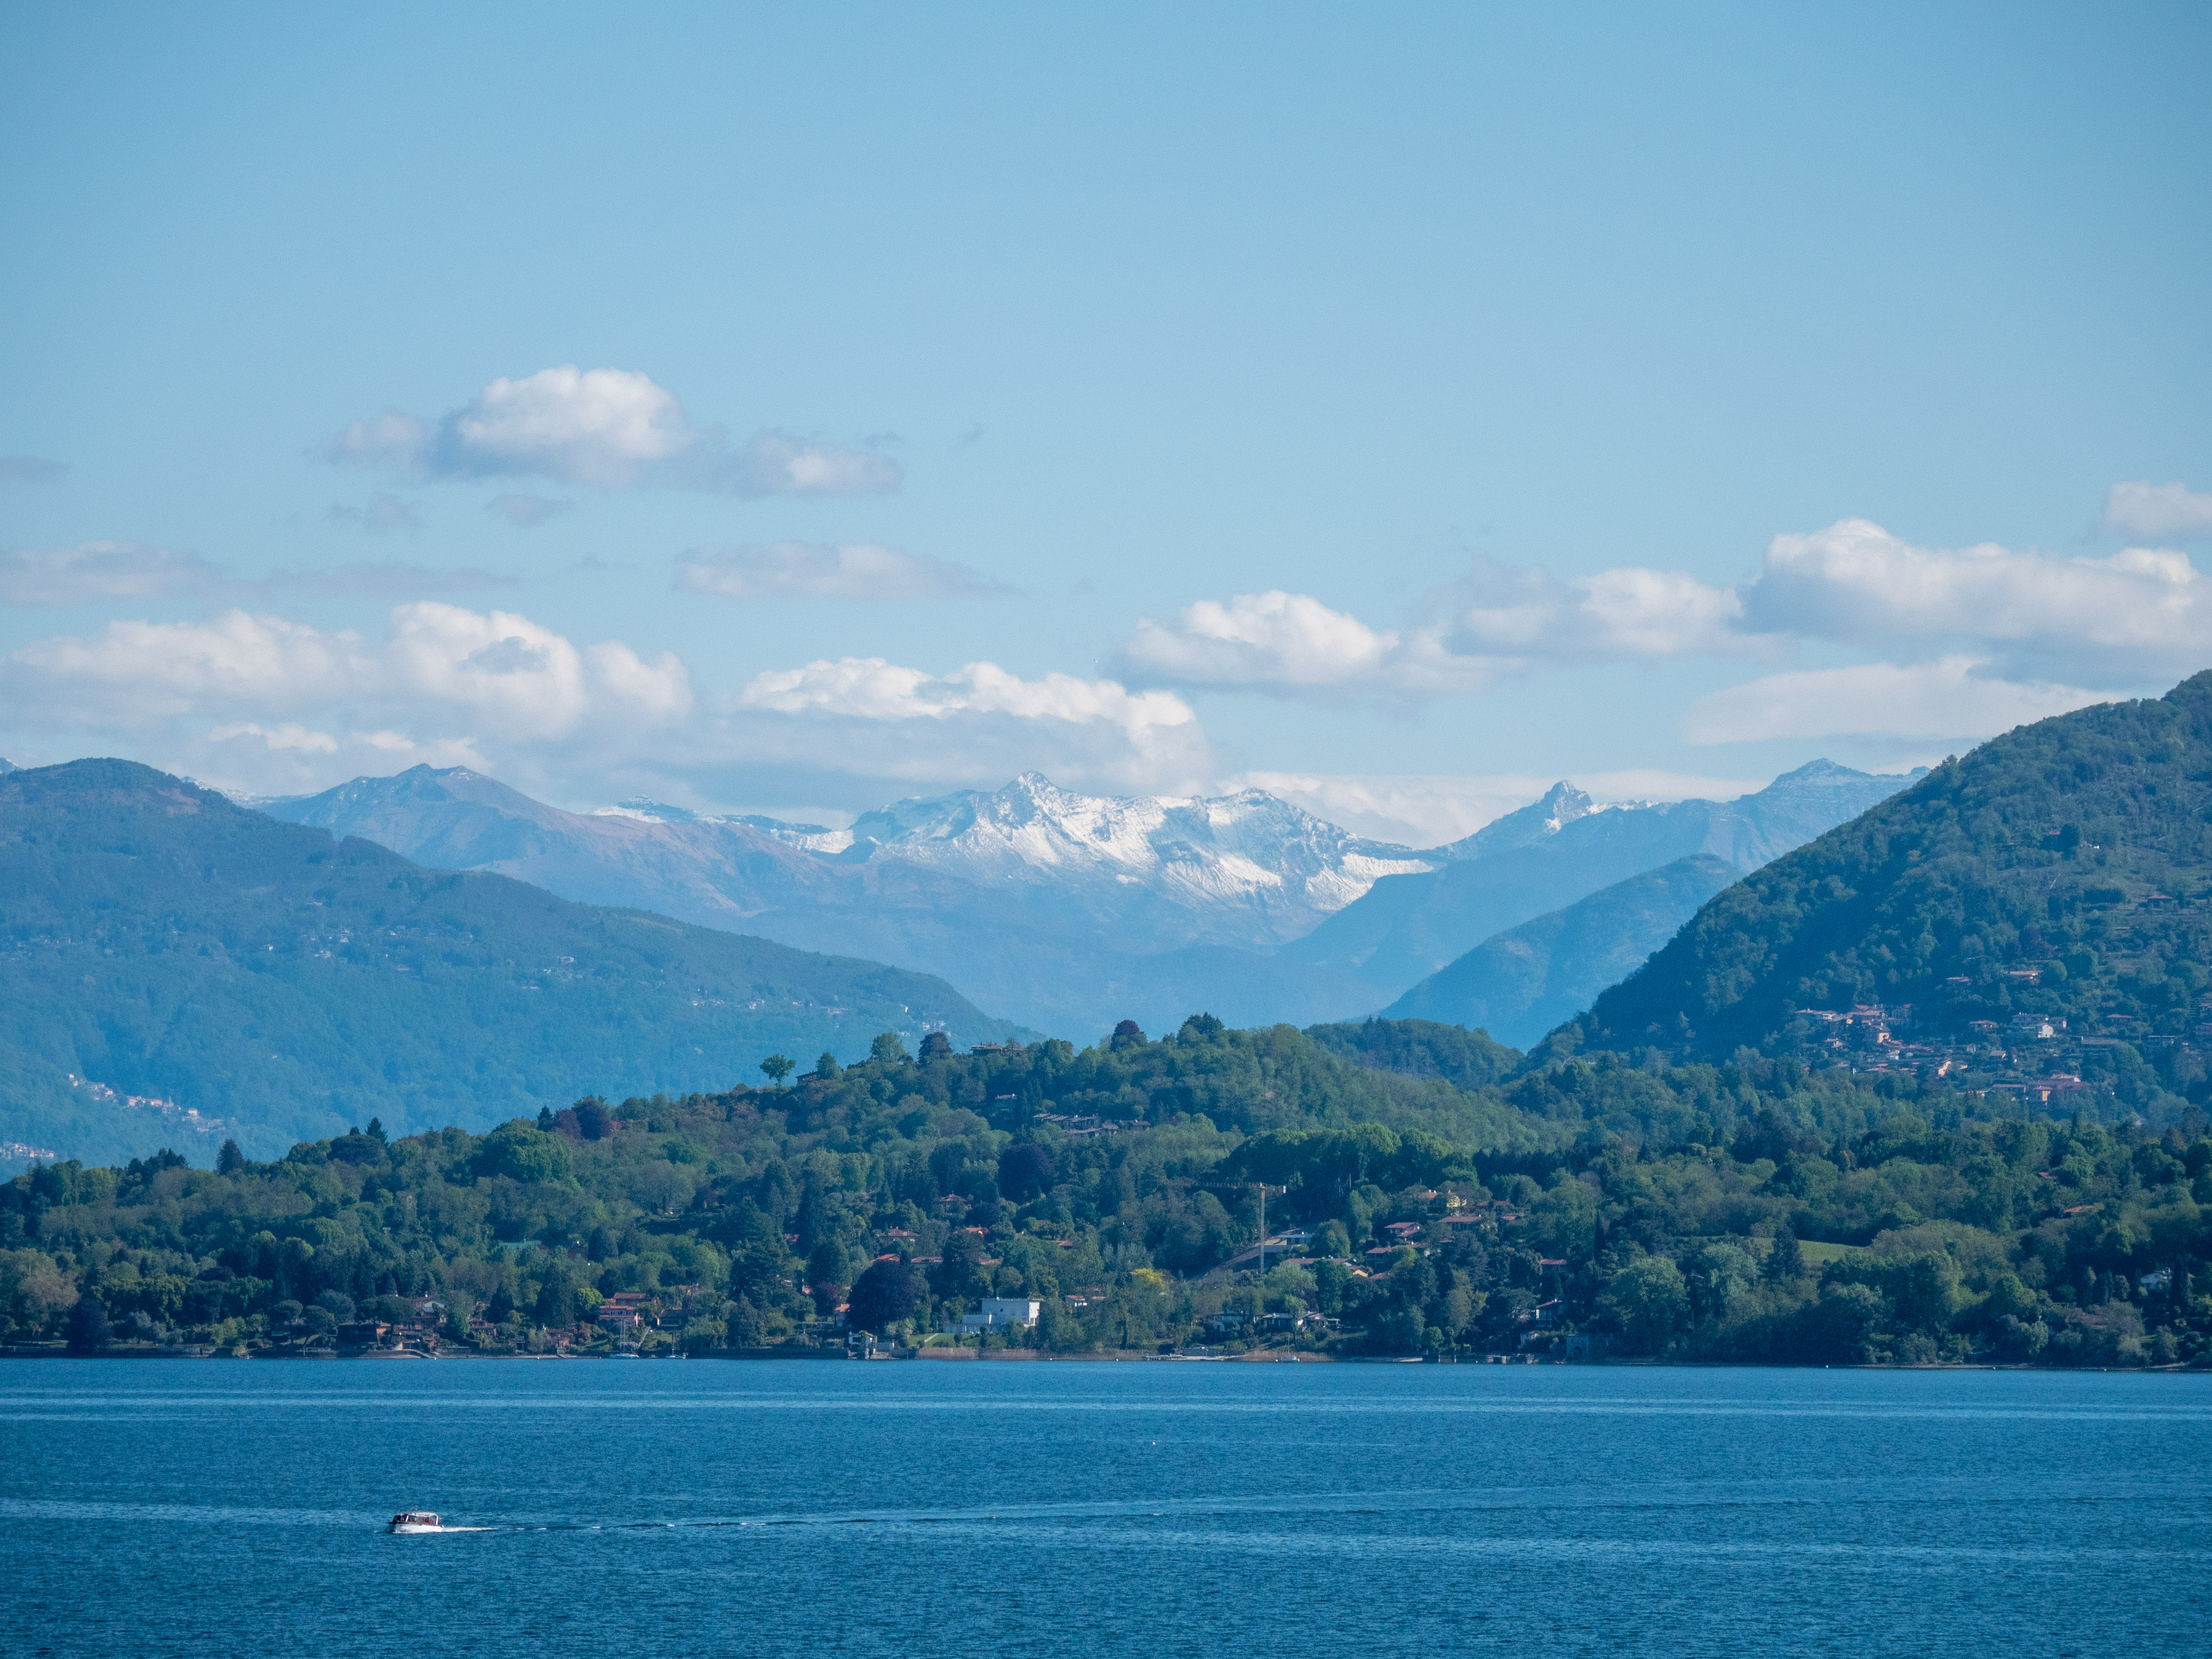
1382, 854, 1742, 1047
0, 759, 1025, 1167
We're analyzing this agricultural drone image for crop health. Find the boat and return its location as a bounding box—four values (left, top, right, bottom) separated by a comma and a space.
387, 1512, 443, 1534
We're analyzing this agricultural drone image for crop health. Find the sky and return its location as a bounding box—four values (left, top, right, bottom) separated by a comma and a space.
2, 3, 2207, 845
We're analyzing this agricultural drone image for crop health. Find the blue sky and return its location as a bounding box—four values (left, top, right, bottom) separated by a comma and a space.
2, 3, 2207, 842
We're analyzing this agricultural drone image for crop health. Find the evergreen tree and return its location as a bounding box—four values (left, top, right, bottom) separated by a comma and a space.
216, 1139, 245, 1175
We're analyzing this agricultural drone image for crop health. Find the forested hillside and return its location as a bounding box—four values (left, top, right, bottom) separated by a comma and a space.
7, 1018, 2208, 1369
1384, 855, 1739, 1046
0, 760, 1023, 1165
1567, 675, 2212, 1125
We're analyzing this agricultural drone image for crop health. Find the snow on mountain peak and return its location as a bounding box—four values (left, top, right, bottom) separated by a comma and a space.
839, 774, 1435, 944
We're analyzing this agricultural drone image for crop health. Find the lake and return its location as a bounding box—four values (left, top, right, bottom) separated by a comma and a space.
4, 1359, 2208, 1656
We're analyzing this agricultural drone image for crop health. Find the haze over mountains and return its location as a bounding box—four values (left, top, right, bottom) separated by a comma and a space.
260, 760, 1919, 1037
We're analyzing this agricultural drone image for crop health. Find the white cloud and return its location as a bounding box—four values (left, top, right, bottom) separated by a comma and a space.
723, 657, 1211, 795
1442, 561, 1748, 658
447, 366, 693, 488
4, 604, 689, 744
1684, 657, 2113, 745
487, 493, 573, 528
0, 542, 219, 606
327, 366, 901, 498
1116, 590, 1506, 699
2104, 480, 2212, 543
327, 492, 423, 535
1117, 563, 1749, 702
0, 605, 1206, 806
1742, 517, 2212, 682
676, 542, 993, 601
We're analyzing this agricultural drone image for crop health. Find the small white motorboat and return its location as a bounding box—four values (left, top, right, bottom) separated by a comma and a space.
387, 1511, 443, 1534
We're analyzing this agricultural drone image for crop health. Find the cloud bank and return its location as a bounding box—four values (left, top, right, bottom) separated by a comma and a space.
327, 366, 901, 499
0, 603, 1208, 806
1120, 500, 2212, 742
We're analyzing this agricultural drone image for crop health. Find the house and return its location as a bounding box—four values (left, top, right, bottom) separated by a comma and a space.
953, 1297, 1042, 1333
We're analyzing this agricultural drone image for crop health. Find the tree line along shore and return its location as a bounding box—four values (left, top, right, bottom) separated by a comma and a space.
3, 1018, 2208, 1368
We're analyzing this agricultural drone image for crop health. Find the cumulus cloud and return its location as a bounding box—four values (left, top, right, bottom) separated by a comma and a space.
1115, 591, 1507, 699
327, 492, 423, 535
4, 603, 689, 742
676, 542, 994, 601
1114, 565, 1749, 701
0, 456, 69, 483
2104, 480, 2212, 544
723, 657, 1213, 797
326, 366, 901, 498
1684, 657, 2113, 745
1741, 518, 2212, 682
0, 542, 221, 606
1441, 561, 1748, 658
487, 492, 573, 528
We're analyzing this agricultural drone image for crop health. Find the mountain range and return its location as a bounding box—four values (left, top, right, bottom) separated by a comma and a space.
0, 759, 1022, 1167
259, 761, 1917, 1037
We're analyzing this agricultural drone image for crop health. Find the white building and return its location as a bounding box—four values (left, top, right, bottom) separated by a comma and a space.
954, 1297, 1041, 1333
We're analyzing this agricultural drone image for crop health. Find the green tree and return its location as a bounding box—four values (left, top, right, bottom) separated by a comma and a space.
808, 1237, 852, 1315
1604, 1256, 1689, 1354
728, 1295, 768, 1348
813, 1051, 841, 1081
869, 1032, 910, 1064
1764, 1226, 1805, 1284
216, 1140, 245, 1174
760, 1054, 796, 1089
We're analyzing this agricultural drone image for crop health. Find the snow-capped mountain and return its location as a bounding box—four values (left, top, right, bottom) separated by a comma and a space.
610, 773, 1437, 950
259, 768, 1428, 1036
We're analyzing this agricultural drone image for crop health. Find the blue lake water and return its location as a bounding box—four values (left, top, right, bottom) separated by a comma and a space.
4, 1358, 2209, 1657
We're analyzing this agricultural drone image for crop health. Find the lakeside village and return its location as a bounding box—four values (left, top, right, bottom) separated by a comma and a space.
29, 1178, 1570, 1365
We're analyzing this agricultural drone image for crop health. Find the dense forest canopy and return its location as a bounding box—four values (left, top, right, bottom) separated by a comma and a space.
7, 1018, 2207, 1368
1573, 674, 2212, 1103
